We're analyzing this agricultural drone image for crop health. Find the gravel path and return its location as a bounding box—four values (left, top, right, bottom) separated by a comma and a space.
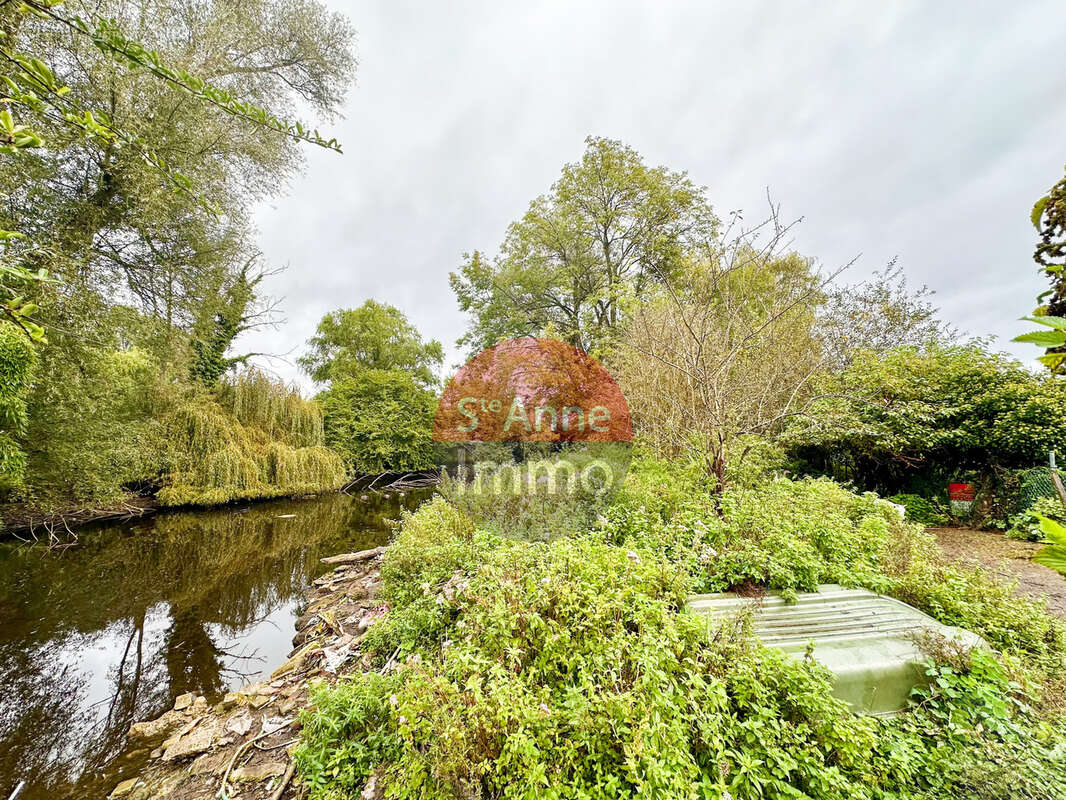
932, 527, 1066, 618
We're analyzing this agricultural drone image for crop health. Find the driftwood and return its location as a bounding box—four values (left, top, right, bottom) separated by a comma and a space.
343, 470, 441, 493
268, 761, 296, 800
320, 546, 386, 565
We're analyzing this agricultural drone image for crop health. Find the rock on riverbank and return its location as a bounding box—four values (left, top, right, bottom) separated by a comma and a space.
109, 546, 390, 800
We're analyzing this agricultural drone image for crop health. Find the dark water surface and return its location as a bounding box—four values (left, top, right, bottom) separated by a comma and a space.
0, 490, 431, 800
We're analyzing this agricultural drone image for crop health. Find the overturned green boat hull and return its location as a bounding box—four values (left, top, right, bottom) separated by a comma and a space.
688, 584, 985, 716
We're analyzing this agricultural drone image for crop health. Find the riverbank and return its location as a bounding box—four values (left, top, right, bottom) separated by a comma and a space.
107, 546, 390, 800
0, 472, 439, 541
100, 467, 1066, 800
0, 494, 160, 540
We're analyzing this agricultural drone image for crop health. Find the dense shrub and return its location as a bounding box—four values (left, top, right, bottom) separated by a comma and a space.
0, 321, 37, 489
785, 344, 1066, 496
317, 370, 437, 475
887, 492, 950, 526
297, 458, 1066, 800
1008, 495, 1066, 540
20, 339, 168, 506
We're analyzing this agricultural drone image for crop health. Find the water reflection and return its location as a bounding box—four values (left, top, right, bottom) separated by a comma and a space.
0, 490, 428, 800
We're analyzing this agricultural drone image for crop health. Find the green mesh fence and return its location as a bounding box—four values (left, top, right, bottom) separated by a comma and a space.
1019, 467, 1060, 510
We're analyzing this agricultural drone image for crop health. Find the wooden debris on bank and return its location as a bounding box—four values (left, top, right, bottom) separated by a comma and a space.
320, 545, 386, 565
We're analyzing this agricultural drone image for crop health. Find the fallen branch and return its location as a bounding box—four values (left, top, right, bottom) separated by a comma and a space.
219, 719, 296, 800
320, 546, 386, 565
271, 639, 324, 679
268, 761, 296, 800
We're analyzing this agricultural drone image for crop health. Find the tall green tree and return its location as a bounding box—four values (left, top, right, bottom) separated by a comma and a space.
302, 302, 442, 474
316, 371, 438, 475
299, 300, 443, 388
1, 0, 354, 324
450, 137, 718, 355
0, 0, 357, 507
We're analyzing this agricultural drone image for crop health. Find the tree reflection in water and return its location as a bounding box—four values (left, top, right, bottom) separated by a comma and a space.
0, 490, 428, 800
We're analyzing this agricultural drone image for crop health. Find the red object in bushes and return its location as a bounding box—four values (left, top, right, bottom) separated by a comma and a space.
948, 483, 976, 502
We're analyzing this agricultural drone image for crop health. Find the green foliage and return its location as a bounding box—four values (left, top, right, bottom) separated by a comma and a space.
18, 303, 172, 506
722, 435, 787, 490
438, 476, 605, 544
0, 229, 57, 340
887, 493, 949, 526
1032, 515, 1066, 576
875, 649, 1066, 799
300, 301, 443, 388
1019, 167, 1066, 373
786, 343, 1066, 494
188, 263, 263, 385
677, 477, 912, 598
297, 459, 1066, 800
450, 137, 718, 356
302, 497, 874, 800
158, 370, 345, 506
1, 0, 357, 514
216, 370, 325, 447
298, 673, 405, 796
1007, 495, 1066, 541
0, 321, 37, 487
316, 371, 437, 475
891, 563, 1066, 673
1, 0, 346, 189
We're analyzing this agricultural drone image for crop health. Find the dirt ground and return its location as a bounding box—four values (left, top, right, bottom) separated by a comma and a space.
932, 526, 1066, 618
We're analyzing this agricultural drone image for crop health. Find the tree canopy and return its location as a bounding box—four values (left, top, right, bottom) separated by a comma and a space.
0, 0, 357, 508
450, 136, 718, 356
299, 300, 443, 388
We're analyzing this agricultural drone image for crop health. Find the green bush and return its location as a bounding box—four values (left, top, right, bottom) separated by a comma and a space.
317, 370, 437, 475
786, 344, 1066, 495
887, 492, 950, 526
1008, 495, 1066, 541
296, 459, 1066, 800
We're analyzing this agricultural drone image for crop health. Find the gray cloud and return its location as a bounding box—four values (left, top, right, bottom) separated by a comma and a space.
239, 0, 1066, 389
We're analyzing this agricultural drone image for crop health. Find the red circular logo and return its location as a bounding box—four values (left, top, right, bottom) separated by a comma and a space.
434, 337, 632, 443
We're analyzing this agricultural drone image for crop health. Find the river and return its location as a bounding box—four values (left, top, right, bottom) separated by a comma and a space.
0, 489, 431, 800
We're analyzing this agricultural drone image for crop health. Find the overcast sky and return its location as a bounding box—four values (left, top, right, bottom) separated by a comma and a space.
243, 0, 1066, 391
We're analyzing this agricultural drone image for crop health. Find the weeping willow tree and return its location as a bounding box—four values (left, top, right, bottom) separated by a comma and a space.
159, 369, 345, 506
0, 321, 37, 490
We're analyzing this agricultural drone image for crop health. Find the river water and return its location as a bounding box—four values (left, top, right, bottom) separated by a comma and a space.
0, 490, 430, 800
